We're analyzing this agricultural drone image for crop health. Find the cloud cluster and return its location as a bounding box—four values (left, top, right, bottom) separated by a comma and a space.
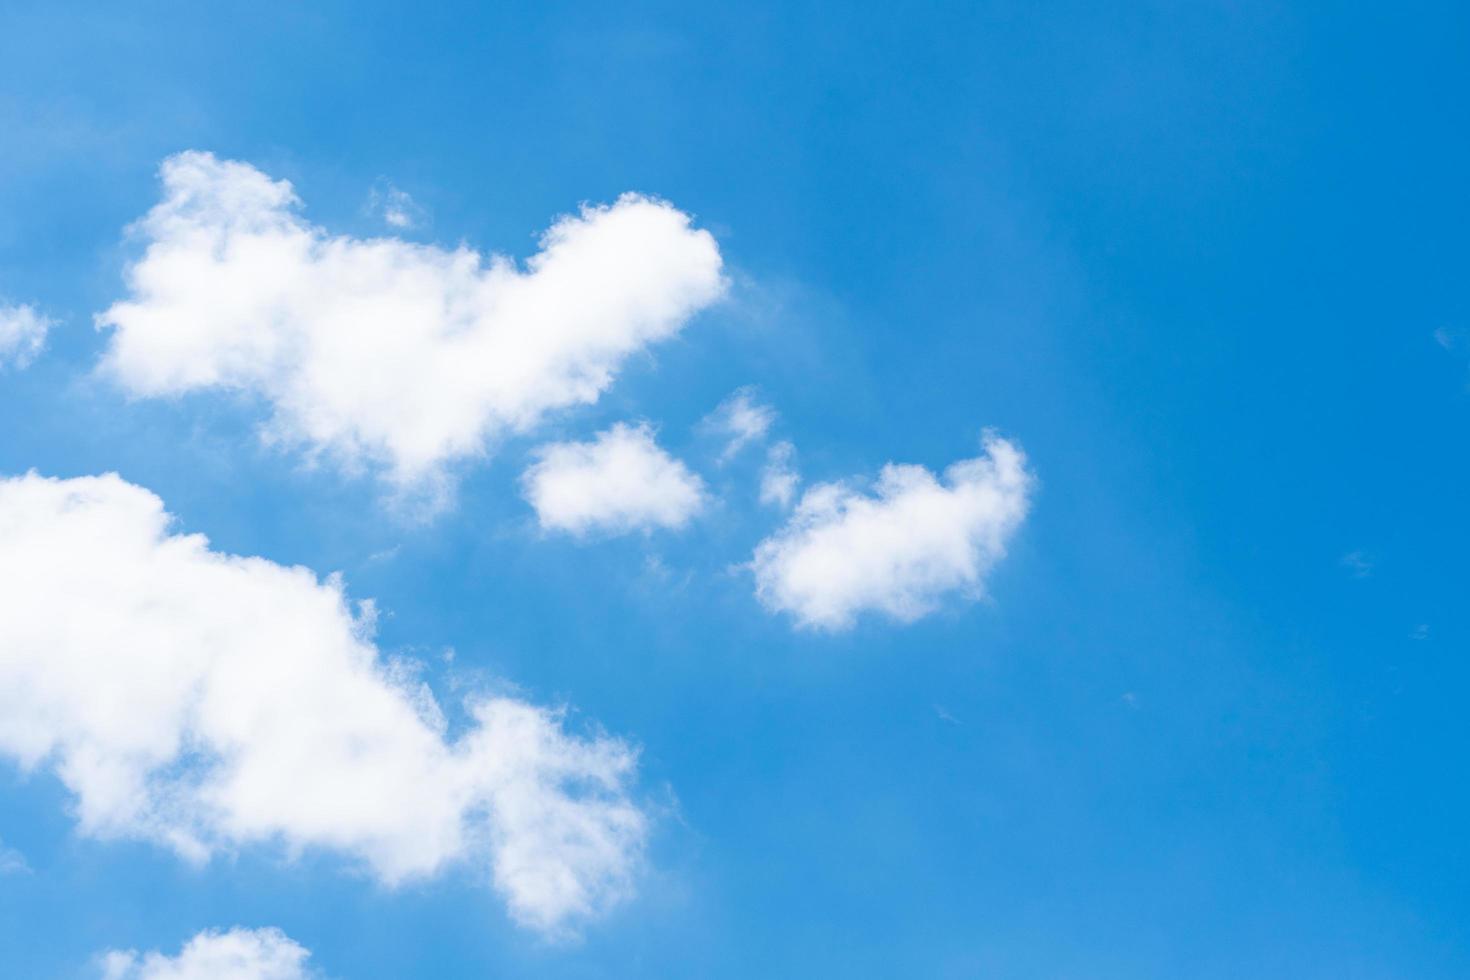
97, 151, 725, 501
18, 147, 1041, 959
750, 435, 1032, 630
0, 301, 52, 369
522, 422, 706, 536
100, 928, 313, 980
0, 472, 645, 933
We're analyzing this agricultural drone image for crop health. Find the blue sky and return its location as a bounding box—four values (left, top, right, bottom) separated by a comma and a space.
1, 2, 1468, 977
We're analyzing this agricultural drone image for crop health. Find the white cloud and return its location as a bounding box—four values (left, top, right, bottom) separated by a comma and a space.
0, 472, 644, 934
522, 422, 706, 536
703, 387, 775, 462
100, 927, 313, 980
750, 434, 1032, 630
97, 151, 726, 503
759, 440, 800, 509
0, 301, 52, 369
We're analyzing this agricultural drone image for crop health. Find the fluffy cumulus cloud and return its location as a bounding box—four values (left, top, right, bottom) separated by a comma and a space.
522, 422, 706, 536
97, 151, 726, 502
100, 928, 314, 980
703, 387, 775, 462
0, 472, 644, 933
750, 434, 1032, 630
0, 301, 52, 369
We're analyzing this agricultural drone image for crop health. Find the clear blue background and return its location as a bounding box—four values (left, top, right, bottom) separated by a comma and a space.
1, 2, 1468, 976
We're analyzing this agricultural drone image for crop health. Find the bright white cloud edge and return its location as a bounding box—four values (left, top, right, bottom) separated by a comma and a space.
0, 301, 52, 369
96, 151, 726, 506
750, 433, 1032, 630
522, 422, 706, 536
0, 472, 644, 934
100, 927, 313, 980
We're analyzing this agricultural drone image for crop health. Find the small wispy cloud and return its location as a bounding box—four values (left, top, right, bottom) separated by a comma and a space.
0, 838, 30, 875
0, 301, 53, 369
1340, 551, 1373, 578
366, 178, 428, 230
1432, 326, 1470, 353
703, 387, 776, 463
759, 440, 800, 509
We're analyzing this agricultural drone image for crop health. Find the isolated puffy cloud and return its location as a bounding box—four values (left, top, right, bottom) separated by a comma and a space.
751, 434, 1032, 630
703, 387, 775, 462
522, 422, 706, 536
100, 928, 313, 980
0, 472, 644, 933
759, 440, 800, 508
97, 151, 726, 501
0, 301, 52, 368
